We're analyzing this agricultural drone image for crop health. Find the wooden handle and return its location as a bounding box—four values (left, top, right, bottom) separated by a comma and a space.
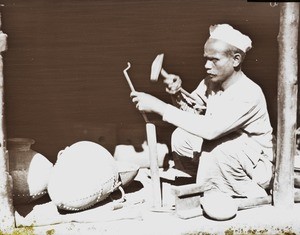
146, 123, 162, 208
179, 88, 206, 107
160, 68, 170, 80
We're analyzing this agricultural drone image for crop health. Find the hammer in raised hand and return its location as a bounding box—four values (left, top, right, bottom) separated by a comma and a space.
150, 53, 206, 108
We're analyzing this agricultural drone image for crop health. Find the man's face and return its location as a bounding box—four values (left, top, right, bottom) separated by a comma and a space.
203, 39, 235, 84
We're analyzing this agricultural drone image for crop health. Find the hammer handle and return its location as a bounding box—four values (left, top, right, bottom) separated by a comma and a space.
179, 88, 200, 102
160, 68, 170, 81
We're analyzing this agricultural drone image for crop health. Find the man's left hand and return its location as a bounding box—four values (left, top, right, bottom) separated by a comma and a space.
130, 91, 167, 116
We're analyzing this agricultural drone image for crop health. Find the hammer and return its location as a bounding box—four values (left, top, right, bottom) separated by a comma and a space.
150, 54, 206, 107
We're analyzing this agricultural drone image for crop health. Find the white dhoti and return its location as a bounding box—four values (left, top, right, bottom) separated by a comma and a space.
171, 128, 273, 198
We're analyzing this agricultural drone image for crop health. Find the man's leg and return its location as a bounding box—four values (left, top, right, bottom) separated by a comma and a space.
197, 136, 272, 198
171, 128, 203, 180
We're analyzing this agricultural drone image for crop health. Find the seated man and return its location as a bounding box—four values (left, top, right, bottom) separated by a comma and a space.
131, 24, 274, 198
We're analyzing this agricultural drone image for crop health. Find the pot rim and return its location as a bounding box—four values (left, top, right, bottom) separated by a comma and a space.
7, 138, 35, 145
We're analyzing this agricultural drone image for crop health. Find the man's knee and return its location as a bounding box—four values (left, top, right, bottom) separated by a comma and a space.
171, 128, 185, 153
171, 128, 203, 158
253, 158, 273, 189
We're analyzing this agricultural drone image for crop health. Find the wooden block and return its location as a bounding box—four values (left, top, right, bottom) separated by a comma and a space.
171, 184, 203, 219
294, 171, 300, 188
146, 123, 162, 208
294, 188, 300, 202
235, 195, 272, 210
0, 33, 7, 52
171, 183, 204, 197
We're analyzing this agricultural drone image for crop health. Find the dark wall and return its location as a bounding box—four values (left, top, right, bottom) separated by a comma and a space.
1, 0, 280, 162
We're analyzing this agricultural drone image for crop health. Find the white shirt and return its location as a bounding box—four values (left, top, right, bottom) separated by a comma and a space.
162, 73, 274, 161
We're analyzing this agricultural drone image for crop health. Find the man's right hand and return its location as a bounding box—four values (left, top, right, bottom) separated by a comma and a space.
163, 74, 182, 95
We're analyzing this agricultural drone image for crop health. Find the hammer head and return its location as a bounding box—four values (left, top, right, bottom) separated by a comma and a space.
150, 53, 164, 82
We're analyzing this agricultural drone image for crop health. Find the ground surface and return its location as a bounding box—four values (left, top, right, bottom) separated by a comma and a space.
7, 168, 300, 235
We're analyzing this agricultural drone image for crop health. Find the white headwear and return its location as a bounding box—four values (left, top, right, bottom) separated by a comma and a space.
209, 24, 252, 53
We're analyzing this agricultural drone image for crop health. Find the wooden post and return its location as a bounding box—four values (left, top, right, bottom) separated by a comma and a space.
146, 123, 162, 208
0, 14, 15, 231
273, 3, 299, 209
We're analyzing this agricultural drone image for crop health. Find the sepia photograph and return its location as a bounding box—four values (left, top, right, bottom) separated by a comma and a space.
0, 0, 299, 234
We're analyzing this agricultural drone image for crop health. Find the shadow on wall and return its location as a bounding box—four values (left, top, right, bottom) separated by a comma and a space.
18, 120, 175, 164
1, 0, 280, 161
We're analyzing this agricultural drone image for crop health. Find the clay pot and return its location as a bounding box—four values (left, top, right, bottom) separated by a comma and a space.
201, 191, 238, 221
47, 141, 119, 211
8, 138, 53, 205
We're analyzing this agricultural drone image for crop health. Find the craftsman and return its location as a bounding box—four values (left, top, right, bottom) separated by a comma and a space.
131, 24, 274, 198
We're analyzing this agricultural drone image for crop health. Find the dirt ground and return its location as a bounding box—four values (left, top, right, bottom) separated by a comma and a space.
9, 168, 300, 235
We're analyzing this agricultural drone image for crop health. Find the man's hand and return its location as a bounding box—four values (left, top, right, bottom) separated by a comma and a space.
163, 74, 182, 95
130, 91, 167, 116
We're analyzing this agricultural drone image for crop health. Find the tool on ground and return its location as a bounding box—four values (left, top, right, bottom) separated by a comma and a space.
15, 200, 143, 226
171, 183, 274, 220
123, 62, 162, 209
150, 53, 206, 108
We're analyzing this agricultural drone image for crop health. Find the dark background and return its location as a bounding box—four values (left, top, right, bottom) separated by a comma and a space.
0, 0, 280, 163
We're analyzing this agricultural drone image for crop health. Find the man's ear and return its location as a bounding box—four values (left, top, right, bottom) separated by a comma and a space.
232, 53, 242, 68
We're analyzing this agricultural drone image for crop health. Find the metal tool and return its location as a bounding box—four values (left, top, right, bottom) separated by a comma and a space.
123, 62, 149, 123
123, 62, 162, 209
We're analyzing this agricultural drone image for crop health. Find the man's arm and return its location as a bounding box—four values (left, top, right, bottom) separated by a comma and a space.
130, 89, 258, 140
162, 97, 259, 140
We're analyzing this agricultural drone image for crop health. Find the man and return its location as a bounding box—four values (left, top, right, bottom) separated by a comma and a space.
131, 24, 274, 198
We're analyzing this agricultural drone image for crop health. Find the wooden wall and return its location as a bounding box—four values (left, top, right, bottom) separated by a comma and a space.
1, 0, 280, 162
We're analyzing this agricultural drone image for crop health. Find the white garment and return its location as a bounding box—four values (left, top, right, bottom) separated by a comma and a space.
163, 72, 274, 162
163, 73, 274, 197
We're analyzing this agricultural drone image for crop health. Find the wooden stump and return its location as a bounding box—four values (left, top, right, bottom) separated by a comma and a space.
274, 2, 299, 209
0, 22, 15, 231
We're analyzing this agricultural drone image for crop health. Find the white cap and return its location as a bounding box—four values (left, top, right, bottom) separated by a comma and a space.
209, 24, 252, 53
